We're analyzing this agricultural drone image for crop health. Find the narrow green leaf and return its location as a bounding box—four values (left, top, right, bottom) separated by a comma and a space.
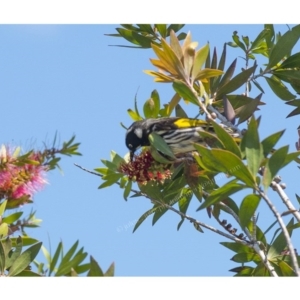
133, 206, 159, 233
239, 194, 261, 228
268, 218, 294, 259
193, 222, 204, 233
8, 242, 42, 276
280, 52, 300, 69
0, 200, 7, 216
192, 44, 209, 82
175, 104, 188, 118
199, 180, 246, 210
251, 28, 271, 51
210, 149, 256, 187
244, 117, 263, 177
263, 145, 289, 190
261, 130, 285, 157
232, 31, 246, 52
167, 24, 185, 35
172, 80, 199, 105
267, 24, 300, 69
87, 256, 104, 276
0, 223, 8, 237
49, 241, 63, 276
216, 65, 256, 99
231, 252, 260, 263
278, 260, 295, 276
148, 132, 176, 159
0, 240, 5, 273
220, 242, 252, 253
211, 122, 241, 158
265, 76, 296, 101
61, 240, 79, 265
56, 252, 88, 276
104, 262, 115, 276
152, 205, 168, 226
218, 59, 237, 89
155, 24, 167, 38
123, 180, 132, 201
2, 212, 23, 224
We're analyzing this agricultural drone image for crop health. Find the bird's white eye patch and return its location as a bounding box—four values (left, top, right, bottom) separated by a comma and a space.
134, 128, 143, 138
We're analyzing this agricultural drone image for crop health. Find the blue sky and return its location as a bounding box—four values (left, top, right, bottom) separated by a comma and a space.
1, 24, 300, 277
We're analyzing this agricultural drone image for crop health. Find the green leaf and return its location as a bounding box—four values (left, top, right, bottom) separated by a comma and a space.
104, 262, 115, 276
49, 241, 63, 276
265, 76, 296, 101
211, 122, 241, 158
133, 206, 159, 233
217, 59, 237, 90
10, 236, 38, 247
239, 194, 261, 228
175, 104, 188, 118
210, 149, 256, 187
155, 24, 167, 38
2, 212, 23, 224
167, 24, 185, 35
261, 130, 285, 157
279, 52, 300, 69
123, 180, 132, 201
87, 255, 104, 276
263, 145, 289, 190
148, 132, 176, 159
172, 80, 199, 105
194, 68, 223, 82
8, 242, 42, 276
116, 28, 152, 48
231, 252, 260, 263
267, 24, 300, 69
152, 205, 168, 226
127, 109, 143, 121
220, 242, 252, 253
251, 28, 272, 51
0, 223, 8, 237
268, 218, 294, 259
110, 151, 125, 167
191, 43, 210, 82
0, 200, 7, 216
99, 173, 123, 189
56, 252, 87, 276
244, 117, 263, 177
199, 180, 246, 210
0, 240, 5, 273
177, 189, 193, 230
60, 240, 79, 265
278, 260, 295, 276
143, 91, 160, 118
216, 65, 256, 99
232, 31, 246, 52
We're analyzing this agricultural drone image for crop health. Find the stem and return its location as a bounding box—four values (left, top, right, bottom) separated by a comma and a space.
270, 181, 300, 223
258, 188, 300, 276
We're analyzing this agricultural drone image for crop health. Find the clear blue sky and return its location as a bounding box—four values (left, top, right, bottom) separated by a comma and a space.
1, 24, 300, 277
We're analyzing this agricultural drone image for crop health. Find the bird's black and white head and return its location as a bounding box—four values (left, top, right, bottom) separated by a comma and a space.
125, 120, 151, 161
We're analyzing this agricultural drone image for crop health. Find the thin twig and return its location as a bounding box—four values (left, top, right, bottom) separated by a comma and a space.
270, 181, 300, 223
258, 189, 300, 276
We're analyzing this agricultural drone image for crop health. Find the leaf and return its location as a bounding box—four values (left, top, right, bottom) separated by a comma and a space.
191, 44, 210, 82
6, 236, 22, 269
265, 76, 296, 101
143, 90, 161, 118
194, 69, 223, 82
239, 194, 261, 228
211, 122, 241, 158
56, 252, 88, 276
199, 180, 246, 210
0, 240, 5, 273
49, 241, 63, 276
223, 95, 236, 124
172, 80, 199, 105
217, 59, 237, 90
210, 149, 256, 187
0, 223, 8, 237
116, 28, 152, 48
10, 236, 38, 247
127, 109, 143, 121
2, 212, 23, 224
155, 24, 167, 38
244, 117, 263, 177
8, 242, 42, 276
98, 173, 123, 189
267, 24, 300, 69
175, 104, 188, 118
133, 206, 159, 233
167, 24, 185, 35
278, 260, 295, 276
251, 28, 271, 51
148, 132, 176, 159
220, 242, 252, 253
123, 180, 132, 201
262, 145, 289, 190
216, 65, 256, 99
104, 262, 115, 276
279, 52, 300, 69
0, 200, 8, 216
268, 218, 294, 259
231, 253, 260, 263
87, 256, 104, 276
232, 31, 246, 52
261, 130, 285, 157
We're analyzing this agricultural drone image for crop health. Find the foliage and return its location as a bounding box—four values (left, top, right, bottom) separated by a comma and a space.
98, 24, 300, 276
0, 136, 113, 276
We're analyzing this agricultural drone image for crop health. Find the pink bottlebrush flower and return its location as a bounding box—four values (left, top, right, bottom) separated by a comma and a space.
0, 145, 48, 201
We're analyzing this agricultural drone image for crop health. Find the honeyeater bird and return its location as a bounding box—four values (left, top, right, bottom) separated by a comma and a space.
125, 117, 238, 161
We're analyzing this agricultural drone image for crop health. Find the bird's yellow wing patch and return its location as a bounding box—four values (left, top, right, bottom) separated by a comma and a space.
174, 118, 208, 128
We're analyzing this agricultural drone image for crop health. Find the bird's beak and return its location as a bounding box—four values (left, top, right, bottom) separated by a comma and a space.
130, 151, 134, 162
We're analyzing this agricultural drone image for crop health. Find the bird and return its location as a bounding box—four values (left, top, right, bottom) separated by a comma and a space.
125, 117, 238, 161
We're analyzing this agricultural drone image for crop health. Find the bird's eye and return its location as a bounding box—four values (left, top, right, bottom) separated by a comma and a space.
128, 143, 133, 148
